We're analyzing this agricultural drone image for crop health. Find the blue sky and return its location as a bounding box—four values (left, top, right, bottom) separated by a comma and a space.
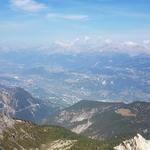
0, 0, 150, 46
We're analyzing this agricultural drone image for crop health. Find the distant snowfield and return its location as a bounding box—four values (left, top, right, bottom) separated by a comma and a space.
114, 134, 150, 150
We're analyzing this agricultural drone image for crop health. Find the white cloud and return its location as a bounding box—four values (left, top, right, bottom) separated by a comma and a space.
47, 13, 89, 20
54, 41, 74, 49
104, 39, 112, 44
123, 41, 138, 47
51, 37, 150, 55
84, 36, 91, 42
143, 40, 150, 45
10, 0, 46, 12
62, 15, 88, 20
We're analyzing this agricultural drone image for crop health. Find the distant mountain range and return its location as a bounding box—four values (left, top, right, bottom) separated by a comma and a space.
0, 50, 150, 106
49, 100, 150, 140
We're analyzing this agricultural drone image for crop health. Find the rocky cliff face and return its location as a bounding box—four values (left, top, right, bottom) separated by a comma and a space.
114, 134, 150, 150
0, 113, 14, 139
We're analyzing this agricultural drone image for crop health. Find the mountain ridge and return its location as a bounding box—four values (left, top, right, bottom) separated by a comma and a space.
48, 100, 150, 140
0, 84, 57, 123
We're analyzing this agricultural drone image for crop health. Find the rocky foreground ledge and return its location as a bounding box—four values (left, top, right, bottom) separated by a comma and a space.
114, 134, 150, 150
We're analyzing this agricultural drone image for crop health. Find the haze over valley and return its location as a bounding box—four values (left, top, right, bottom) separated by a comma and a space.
0, 49, 150, 108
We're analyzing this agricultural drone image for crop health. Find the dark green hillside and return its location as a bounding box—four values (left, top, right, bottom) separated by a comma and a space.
49, 100, 150, 140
